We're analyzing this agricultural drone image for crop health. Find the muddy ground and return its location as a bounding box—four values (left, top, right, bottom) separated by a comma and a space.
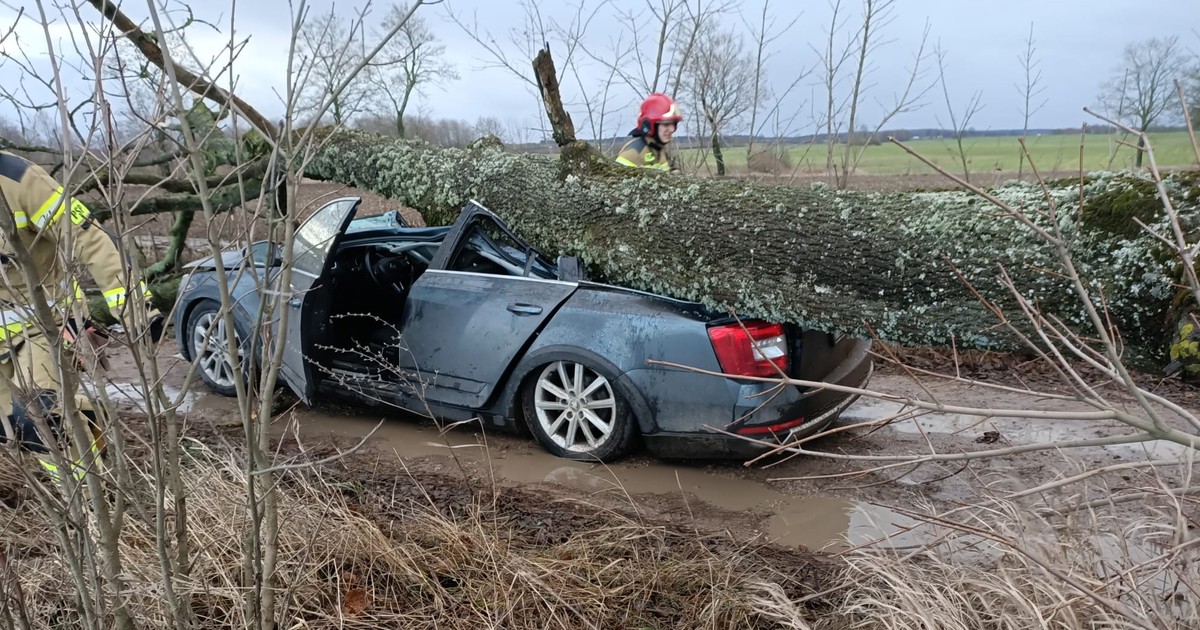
102, 339, 1200, 560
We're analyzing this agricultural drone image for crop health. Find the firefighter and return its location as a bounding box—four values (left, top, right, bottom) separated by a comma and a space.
0, 150, 164, 480
615, 93, 683, 172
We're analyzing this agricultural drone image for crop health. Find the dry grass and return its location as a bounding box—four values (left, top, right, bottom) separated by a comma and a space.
0, 444, 829, 629
808, 488, 1200, 630
3, 438, 1196, 629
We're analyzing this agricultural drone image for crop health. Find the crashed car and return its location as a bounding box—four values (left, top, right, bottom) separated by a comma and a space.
175, 197, 872, 460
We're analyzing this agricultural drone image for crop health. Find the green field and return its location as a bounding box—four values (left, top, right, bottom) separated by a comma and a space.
682, 130, 1197, 175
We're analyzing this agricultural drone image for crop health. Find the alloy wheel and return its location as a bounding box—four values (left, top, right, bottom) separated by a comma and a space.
192, 310, 241, 389
532, 361, 618, 453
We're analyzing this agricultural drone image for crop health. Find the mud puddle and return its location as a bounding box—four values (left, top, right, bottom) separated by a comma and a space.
102, 382, 208, 414
289, 409, 921, 552
846, 397, 1108, 444
846, 396, 1196, 462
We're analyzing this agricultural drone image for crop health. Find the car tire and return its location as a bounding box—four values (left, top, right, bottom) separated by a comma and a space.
522, 359, 636, 462
186, 301, 245, 397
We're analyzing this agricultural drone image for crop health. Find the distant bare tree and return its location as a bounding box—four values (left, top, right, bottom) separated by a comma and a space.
295, 6, 379, 125
816, 0, 933, 188
408, 117, 477, 146
682, 22, 760, 176
373, 4, 457, 138
816, 0, 855, 177
1098, 36, 1189, 167
837, 0, 881, 180
505, 116, 538, 144
742, 0, 803, 159
449, 1, 592, 143
538, 0, 624, 147
554, 0, 736, 154
602, 0, 732, 98
351, 113, 396, 135
1015, 22, 1047, 179
934, 43, 984, 183
1186, 64, 1200, 128
473, 115, 506, 140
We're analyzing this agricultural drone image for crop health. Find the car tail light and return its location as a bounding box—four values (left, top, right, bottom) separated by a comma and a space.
707, 321, 789, 377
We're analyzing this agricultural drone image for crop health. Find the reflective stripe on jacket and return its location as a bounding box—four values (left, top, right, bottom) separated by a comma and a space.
615, 136, 673, 171
0, 151, 152, 345
0, 281, 147, 342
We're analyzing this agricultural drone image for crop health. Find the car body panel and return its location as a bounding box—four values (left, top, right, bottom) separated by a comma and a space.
174, 257, 268, 360
495, 286, 725, 435
398, 270, 577, 408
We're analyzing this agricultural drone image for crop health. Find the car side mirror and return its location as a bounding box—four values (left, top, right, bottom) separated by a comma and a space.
557, 255, 584, 282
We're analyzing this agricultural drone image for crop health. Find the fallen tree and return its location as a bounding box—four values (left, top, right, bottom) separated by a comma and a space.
304, 129, 1199, 361
86, 0, 1196, 363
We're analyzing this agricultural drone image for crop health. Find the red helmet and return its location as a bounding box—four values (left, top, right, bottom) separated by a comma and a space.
636, 93, 683, 137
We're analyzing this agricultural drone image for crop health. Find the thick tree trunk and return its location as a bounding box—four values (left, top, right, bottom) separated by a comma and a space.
304, 128, 1199, 361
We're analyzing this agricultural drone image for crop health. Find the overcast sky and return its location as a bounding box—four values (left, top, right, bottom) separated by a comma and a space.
1, 1, 1197, 140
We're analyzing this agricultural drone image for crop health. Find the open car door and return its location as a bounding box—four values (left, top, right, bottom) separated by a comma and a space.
397, 202, 577, 409
278, 197, 361, 403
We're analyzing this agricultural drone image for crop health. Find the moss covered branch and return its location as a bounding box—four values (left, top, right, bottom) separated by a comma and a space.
89, 178, 264, 221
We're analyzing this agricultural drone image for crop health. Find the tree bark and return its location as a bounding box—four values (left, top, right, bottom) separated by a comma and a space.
395, 82, 415, 139
304, 128, 1199, 362
89, 179, 264, 220
144, 208, 197, 280
711, 132, 726, 176
532, 47, 576, 147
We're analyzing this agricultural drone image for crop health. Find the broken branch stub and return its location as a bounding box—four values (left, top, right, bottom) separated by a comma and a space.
532, 47, 576, 147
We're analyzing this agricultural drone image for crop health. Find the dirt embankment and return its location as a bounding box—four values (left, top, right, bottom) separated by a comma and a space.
6, 322, 1197, 627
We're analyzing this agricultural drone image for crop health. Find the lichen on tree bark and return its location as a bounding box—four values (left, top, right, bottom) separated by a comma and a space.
304, 128, 1200, 360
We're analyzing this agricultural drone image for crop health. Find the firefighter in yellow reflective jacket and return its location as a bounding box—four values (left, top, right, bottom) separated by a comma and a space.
615, 93, 683, 172
0, 150, 164, 480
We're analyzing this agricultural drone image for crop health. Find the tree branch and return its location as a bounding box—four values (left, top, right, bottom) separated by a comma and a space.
85, 0, 278, 140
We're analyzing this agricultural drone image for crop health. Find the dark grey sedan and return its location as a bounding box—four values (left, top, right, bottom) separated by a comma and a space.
175, 198, 872, 461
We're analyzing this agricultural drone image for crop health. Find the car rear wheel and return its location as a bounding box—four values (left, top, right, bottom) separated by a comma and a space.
188, 301, 244, 397
523, 360, 636, 461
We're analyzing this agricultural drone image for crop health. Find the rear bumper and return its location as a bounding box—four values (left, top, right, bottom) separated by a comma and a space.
643, 338, 873, 460
727, 337, 872, 433
642, 402, 843, 460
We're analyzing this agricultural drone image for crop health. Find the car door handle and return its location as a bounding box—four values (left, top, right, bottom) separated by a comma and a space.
507, 303, 543, 316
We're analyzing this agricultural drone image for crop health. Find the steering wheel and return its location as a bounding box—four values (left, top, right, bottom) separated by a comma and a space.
363, 248, 407, 295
